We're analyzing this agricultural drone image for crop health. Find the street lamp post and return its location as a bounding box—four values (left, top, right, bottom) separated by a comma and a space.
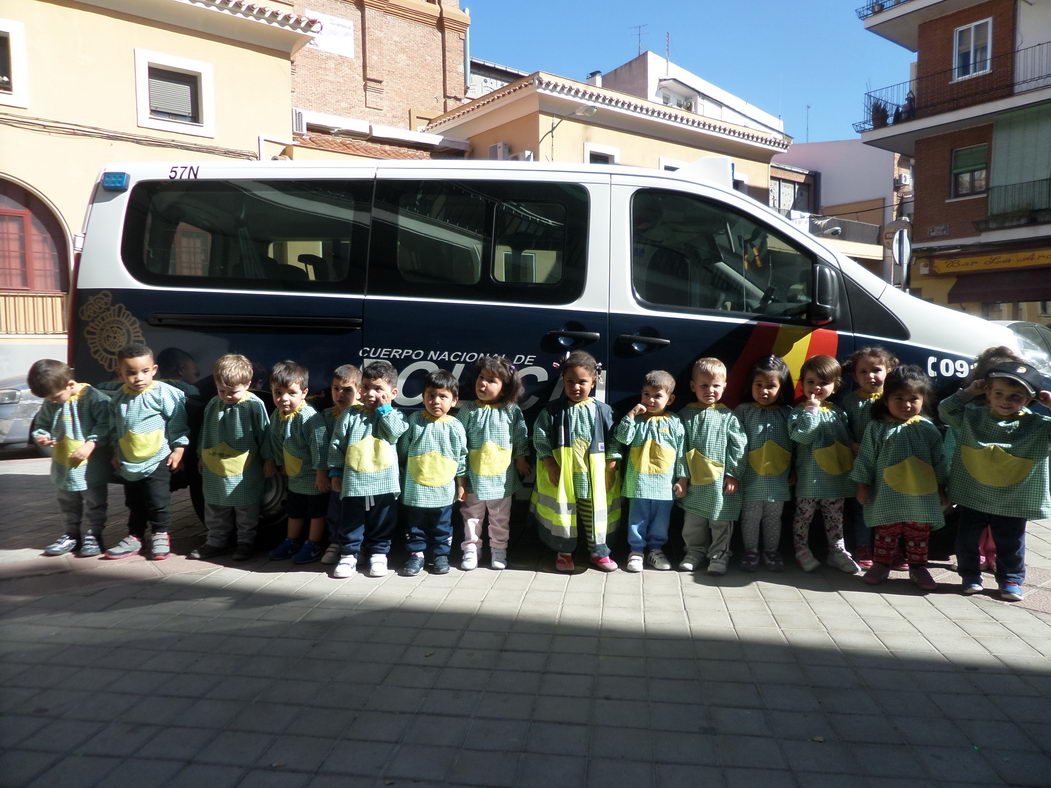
539, 104, 598, 161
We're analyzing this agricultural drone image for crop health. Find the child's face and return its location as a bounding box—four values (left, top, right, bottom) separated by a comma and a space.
751, 372, 782, 406
272, 381, 307, 414
802, 372, 836, 403
986, 378, 1033, 419
45, 380, 78, 405
359, 377, 397, 411
640, 384, 673, 414
562, 366, 596, 403
331, 378, 358, 409
217, 380, 250, 404
690, 371, 725, 405
475, 370, 504, 402
854, 356, 888, 394
119, 355, 158, 392
887, 388, 924, 422
423, 386, 457, 418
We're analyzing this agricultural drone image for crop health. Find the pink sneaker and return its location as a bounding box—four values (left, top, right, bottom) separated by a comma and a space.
555, 553, 575, 572
855, 545, 874, 569
590, 555, 618, 572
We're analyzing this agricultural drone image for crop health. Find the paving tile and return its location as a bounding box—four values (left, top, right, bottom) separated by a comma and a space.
164, 763, 246, 788
981, 748, 1051, 787
25, 754, 122, 788
526, 722, 589, 756
448, 748, 520, 787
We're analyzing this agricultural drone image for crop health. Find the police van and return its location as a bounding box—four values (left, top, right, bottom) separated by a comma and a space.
73, 159, 1012, 419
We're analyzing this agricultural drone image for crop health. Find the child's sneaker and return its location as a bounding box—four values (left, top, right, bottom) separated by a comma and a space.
891, 549, 908, 571
77, 533, 102, 558
400, 554, 424, 577
332, 554, 358, 579
678, 552, 703, 572
432, 555, 450, 575
555, 553, 575, 572
232, 543, 253, 562
368, 554, 388, 577
149, 532, 170, 561
827, 549, 859, 575
740, 550, 760, 572
795, 546, 820, 572
189, 543, 229, 560
268, 537, 301, 561
961, 579, 983, 595
864, 563, 891, 585
625, 552, 644, 573
105, 535, 142, 560
44, 534, 78, 556
707, 552, 729, 575
909, 566, 937, 592
320, 543, 341, 565
762, 551, 784, 572
490, 548, 508, 570
460, 549, 478, 571
292, 540, 324, 564
646, 550, 671, 571
590, 555, 618, 572
854, 545, 874, 569
999, 583, 1023, 602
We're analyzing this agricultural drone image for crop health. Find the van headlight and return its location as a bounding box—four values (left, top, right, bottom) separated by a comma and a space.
0, 389, 20, 405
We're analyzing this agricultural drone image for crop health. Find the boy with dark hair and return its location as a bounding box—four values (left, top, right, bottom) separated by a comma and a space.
106, 342, 189, 560
319, 364, 362, 565
328, 360, 408, 578
28, 359, 112, 557
398, 369, 468, 575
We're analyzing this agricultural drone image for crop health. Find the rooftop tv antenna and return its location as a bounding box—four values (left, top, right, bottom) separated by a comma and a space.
631, 24, 646, 55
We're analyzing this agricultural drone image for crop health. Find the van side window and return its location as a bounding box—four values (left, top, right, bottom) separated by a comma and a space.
369, 180, 587, 304
121, 180, 369, 292
632, 189, 816, 319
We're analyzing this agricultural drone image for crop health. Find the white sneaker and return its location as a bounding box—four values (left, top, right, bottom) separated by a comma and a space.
679, 552, 703, 572
490, 548, 507, 570
461, 549, 478, 571
625, 551, 644, 573
647, 550, 672, 571
368, 554, 388, 578
796, 547, 821, 572
332, 554, 357, 579
827, 549, 860, 574
320, 543, 341, 565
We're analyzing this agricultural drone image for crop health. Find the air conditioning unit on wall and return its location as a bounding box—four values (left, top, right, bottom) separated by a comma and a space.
292, 108, 306, 135
488, 141, 511, 160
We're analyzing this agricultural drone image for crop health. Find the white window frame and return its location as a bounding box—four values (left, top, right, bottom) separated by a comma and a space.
0, 18, 29, 109
952, 18, 992, 81
134, 49, 214, 138
584, 142, 619, 165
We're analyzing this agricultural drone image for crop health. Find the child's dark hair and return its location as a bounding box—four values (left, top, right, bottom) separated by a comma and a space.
965, 345, 1023, 385
424, 369, 458, 399
332, 364, 361, 388
27, 359, 73, 397
561, 350, 600, 378
270, 360, 308, 390
800, 354, 842, 390
740, 355, 794, 406
644, 370, 676, 395
844, 346, 899, 376
117, 342, 154, 363
871, 365, 934, 420
475, 355, 523, 404
361, 360, 398, 388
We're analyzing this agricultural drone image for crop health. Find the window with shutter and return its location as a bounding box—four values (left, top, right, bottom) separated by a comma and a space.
148, 67, 199, 123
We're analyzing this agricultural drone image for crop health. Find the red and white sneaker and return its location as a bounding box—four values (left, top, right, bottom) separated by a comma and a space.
854, 545, 874, 569
590, 555, 618, 572
555, 553, 575, 572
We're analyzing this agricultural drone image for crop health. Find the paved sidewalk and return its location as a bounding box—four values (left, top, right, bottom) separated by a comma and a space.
2, 455, 1051, 787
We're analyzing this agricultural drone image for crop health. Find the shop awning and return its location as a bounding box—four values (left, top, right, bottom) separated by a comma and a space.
947, 267, 1051, 303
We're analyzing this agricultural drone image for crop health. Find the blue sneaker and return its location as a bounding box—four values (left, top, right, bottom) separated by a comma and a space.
400, 554, 424, 577
292, 540, 324, 564
999, 583, 1023, 602
269, 537, 301, 561
961, 580, 983, 595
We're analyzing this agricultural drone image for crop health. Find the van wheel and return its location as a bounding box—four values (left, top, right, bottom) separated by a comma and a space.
258, 474, 288, 545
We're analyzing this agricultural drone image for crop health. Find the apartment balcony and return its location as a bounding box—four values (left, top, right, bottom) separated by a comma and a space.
858, 0, 990, 49
975, 179, 1051, 233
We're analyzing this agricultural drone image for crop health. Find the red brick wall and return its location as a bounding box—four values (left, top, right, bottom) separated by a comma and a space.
913, 125, 992, 242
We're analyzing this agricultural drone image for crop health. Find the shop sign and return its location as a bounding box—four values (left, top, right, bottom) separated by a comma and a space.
930, 248, 1051, 275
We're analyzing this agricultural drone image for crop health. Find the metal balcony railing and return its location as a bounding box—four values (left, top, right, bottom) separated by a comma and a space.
784, 212, 882, 245
987, 178, 1051, 217
855, 0, 915, 21
853, 40, 1051, 133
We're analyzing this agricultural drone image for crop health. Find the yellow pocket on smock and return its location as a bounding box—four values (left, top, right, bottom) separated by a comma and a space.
120, 429, 164, 463
813, 442, 853, 476
961, 445, 1034, 487
282, 447, 303, 478
748, 440, 791, 477
53, 436, 86, 469
686, 449, 722, 486
346, 437, 393, 473
409, 451, 458, 487
630, 440, 675, 475
469, 441, 511, 476
203, 442, 250, 478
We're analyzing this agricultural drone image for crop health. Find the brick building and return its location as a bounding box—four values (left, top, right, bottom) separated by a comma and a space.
856, 0, 1051, 322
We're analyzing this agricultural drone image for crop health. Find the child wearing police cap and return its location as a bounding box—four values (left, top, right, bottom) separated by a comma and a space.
939, 357, 1051, 601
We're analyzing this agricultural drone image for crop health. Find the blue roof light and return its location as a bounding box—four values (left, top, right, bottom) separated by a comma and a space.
101, 172, 130, 192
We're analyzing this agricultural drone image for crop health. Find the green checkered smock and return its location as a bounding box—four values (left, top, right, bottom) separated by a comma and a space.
455, 400, 529, 501
111, 381, 190, 481
733, 403, 793, 504
398, 411, 468, 508
939, 390, 1051, 520
840, 389, 881, 444
199, 392, 270, 507
328, 406, 409, 498
679, 403, 746, 520
850, 416, 947, 528
614, 412, 686, 501
32, 384, 112, 491
266, 403, 328, 495
790, 404, 855, 500
534, 398, 621, 500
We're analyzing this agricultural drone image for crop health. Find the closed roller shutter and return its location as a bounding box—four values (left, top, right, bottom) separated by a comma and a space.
148, 66, 198, 122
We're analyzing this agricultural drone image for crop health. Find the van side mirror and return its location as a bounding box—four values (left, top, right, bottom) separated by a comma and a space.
808, 264, 838, 326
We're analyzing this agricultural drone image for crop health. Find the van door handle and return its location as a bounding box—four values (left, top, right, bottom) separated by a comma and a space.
547, 330, 601, 343
617, 334, 671, 347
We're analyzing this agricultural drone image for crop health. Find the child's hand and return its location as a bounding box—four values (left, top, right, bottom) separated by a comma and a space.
723, 475, 738, 494
167, 446, 184, 472
628, 403, 647, 418
331, 475, 342, 493
69, 440, 96, 462
673, 477, 688, 498
803, 392, 822, 410
515, 456, 531, 480
34, 434, 55, 447
544, 458, 560, 487
852, 442, 860, 455
856, 483, 870, 505
264, 459, 277, 479
111, 453, 120, 470
1038, 390, 1051, 406
964, 379, 986, 396
788, 470, 797, 487
314, 469, 329, 493
605, 459, 617, 490
456, 479, 466, 502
